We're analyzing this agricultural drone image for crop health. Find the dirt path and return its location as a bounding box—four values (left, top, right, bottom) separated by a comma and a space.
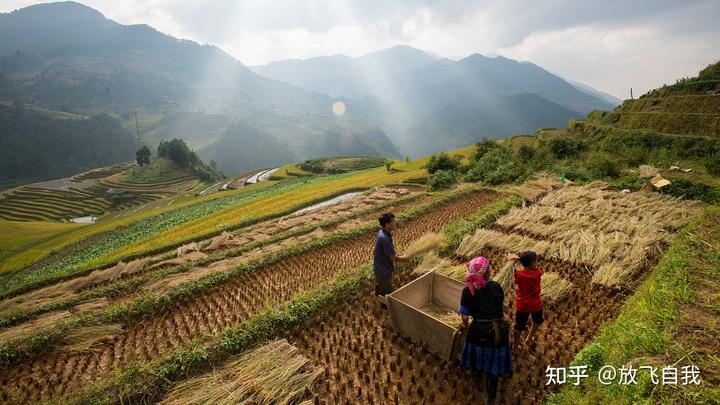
0, 190, 503, 403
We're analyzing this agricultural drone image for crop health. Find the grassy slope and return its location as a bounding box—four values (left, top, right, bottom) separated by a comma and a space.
0, 221, 85, 262
119, 157, 188, 184
547, 206, 720, 404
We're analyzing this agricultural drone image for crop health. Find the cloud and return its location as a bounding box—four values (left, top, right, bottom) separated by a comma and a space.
1, 0, 718, 98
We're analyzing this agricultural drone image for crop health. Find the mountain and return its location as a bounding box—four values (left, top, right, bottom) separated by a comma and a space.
0, 2, 399, 178
252, 48, 616, 156
400, 93, 581, 155
568, 80, 622, 106
252, 45, 436, 99
0, 102, 137, 188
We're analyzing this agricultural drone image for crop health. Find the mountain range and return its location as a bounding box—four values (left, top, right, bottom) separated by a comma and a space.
0, 1, 619, 181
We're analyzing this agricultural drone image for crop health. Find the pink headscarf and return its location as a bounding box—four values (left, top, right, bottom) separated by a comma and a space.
465, 256, 490, 295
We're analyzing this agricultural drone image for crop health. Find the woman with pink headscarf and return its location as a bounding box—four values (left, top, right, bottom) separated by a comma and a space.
458, 256, 511, 405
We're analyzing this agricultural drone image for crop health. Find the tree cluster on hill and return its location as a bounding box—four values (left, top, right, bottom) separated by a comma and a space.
157, 138, 224, 182
0, 102, 137, 186
136, 146, 151, 166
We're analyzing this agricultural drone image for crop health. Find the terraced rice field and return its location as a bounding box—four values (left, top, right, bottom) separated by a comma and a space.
0, 168, 199, 223
0, 188, 504, 402
0, 187, 425, 322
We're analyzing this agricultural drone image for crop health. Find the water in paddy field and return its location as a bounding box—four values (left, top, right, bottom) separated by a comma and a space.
246, 168, 279, 184
291, 192, 364, 216
70, 216, 96, 223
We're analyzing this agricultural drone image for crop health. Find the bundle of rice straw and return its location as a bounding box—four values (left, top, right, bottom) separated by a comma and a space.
493, 262, 516, 293
203, 231, 235, 252
161, 339, 322, 405
63, 324, 123, 352
403, 232, 444, 258
0, 311, 72, 346
540, 272, 572, 303
638, 165, 660, 179
177, 242, 199, 257
412, 252, 465, 280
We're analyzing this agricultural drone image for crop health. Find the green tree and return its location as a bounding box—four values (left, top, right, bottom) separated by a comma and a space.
135, 146, 151, 166
548, 137, 587, 159
517, 144, 535, 161
384, 159, 393, 172
427, 153, 460, 174
474, 138, 502, 160
428, 170, 457, 190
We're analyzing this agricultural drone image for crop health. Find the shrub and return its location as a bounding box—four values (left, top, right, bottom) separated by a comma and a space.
548, 137, 588, 159
427, 153, 460, 174
551, 163, 590, 182
660, 179, 720, 204
587, 154, 621, 179
428, 170, 457, 190
466, 147, 526, 185
705, 153, 720, 176
698, 60, 720, 80
474, 138, 503, 160
516, 145, 536, 162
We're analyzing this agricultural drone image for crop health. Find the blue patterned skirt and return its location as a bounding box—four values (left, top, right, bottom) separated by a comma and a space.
460, 342, 512, 376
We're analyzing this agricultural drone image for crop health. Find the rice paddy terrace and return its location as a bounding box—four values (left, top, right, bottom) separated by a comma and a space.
0, 163, 200, 223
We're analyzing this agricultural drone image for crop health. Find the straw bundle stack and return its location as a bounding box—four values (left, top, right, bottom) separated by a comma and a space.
162, 339, 322, 405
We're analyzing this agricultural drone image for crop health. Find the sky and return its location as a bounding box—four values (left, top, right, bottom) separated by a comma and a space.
2, 0, 719, 98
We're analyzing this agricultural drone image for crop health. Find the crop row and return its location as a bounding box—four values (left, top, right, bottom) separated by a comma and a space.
0, 189, 502, 401
0, 176, 341, 298
0, 188, 424, 329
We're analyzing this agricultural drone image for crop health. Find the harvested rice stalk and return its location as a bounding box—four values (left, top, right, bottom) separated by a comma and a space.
421, 302, 462, 328
71, 298, 110, 315
412, 252, 465, 280
493, 262, 516, 293
638, 165, 660, 179
161, 339, 322, 405
591, 261, 631, 287
63, 324, 123, 352
0, 311, 72, 347
403, 232, 443, 258
203, 231, 237, 252
540, 272, 572, 303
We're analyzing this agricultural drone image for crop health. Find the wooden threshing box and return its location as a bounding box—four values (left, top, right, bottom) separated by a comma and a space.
387, 271, 466, 361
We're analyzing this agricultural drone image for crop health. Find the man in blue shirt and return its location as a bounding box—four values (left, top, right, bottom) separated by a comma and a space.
374, 213, 410, 303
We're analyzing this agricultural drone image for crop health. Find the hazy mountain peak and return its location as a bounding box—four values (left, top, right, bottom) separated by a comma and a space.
3, 1, 109, 23
365, 44, 433, 59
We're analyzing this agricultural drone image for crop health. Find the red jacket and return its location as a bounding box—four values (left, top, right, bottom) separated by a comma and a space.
514, 267, 542, 312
